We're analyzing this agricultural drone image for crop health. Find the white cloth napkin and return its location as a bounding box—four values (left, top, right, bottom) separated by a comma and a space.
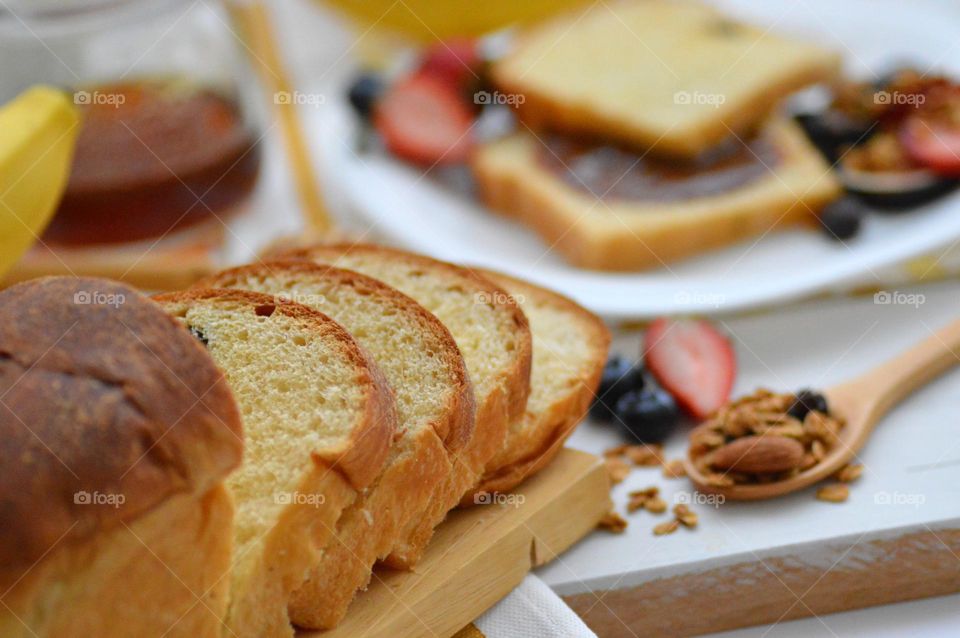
475, 575, 596, 638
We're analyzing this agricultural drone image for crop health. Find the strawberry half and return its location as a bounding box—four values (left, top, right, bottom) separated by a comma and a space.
417, 38, 481, 90
374, 73, 475, 166
901, 114, 960, 177
643, 317, 736, 419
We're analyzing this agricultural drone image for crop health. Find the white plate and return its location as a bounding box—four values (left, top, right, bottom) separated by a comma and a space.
315, 0, 960, 320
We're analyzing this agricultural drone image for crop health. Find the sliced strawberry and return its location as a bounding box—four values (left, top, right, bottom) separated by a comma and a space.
374, 73, 475, 166
899, 83, 960, 177
900, 114, 960, 177
417, 38, 481, 90
643, 317, 736, 419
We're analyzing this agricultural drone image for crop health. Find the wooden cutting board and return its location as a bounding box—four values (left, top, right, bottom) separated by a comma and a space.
299, 448, 610, 638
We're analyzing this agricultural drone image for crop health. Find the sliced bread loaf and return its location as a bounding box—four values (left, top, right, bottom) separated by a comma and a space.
196, 261, 476, 629
154, 289, 396, 638
278, 244, 532, 568
468, 271, 610, 499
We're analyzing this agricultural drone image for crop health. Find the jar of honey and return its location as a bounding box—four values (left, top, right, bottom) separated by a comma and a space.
0, 0, 262, 246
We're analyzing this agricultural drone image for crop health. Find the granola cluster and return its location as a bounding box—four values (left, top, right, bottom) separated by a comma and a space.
689, 389, 845, 486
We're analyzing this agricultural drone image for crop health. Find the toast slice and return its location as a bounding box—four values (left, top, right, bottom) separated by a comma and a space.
154, 289, 396, 638
467, 271, 610, 500
197, 261, 476, 629
473, 118, 842, 271
278, 244, 532, 568
493, 0, 841, 157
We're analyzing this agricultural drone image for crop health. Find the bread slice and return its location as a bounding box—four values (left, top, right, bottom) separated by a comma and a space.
196, 261, 476, 629
154, 289, 396, 638
473, 118, 842, 271
492, 0, 840, 158
467, 271, 610, 500
278, 244, 532, 568
0, 277, 242, 638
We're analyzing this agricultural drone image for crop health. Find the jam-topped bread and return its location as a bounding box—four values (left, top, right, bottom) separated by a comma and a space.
155, 289, 396, 638
0, 277, 243, 638
278, 244, 532, 568
473, 117, 841, 271
492, 0, 840, 158
196, 262, 476, 629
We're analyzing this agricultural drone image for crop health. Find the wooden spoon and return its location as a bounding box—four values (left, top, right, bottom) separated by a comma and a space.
684, 318, 960, 500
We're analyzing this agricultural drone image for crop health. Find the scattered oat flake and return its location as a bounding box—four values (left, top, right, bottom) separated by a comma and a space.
605, 457, 631, 484
628, 486, 659, 499
625, 444, 664, 466
811, 439, 826, 461
603, 444, 630, 458
626, 495, 646, 513
835, 464, 864, 483
673, 504, 698, 527
663, 459, 687, 478
644, 497, 668, 514
598, 510, 628, 533
625, 486, 658, 514
705, 473, 734, 487
816, 483, 849, 503
653, 519, 679, 536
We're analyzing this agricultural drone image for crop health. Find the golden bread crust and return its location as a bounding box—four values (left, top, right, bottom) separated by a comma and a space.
1, 486, 236, 638
469, 271, 610, 500
154, 287, 395, 490
0, 277, 242, 591
197, 261, 476, 452
154, 288, 397, 638
195, 261, 475, 628
279, 243, 533, 568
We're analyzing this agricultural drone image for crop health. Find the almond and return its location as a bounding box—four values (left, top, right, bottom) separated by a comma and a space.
709, 435, 804, 474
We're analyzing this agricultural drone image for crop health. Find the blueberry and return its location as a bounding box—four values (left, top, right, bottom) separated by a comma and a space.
590, 355, 644, 422
794, 112, 874, 161
347, 72, 385, 120
787, 389, 829, 421
819, 197, 864, 241
614, 388, 680, 443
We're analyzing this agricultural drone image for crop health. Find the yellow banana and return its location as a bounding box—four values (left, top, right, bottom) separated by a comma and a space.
319, 0, 589, 42
0, 86, 79, 278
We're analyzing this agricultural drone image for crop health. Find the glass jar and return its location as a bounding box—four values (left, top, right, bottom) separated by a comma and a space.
0, 0, 262, 246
